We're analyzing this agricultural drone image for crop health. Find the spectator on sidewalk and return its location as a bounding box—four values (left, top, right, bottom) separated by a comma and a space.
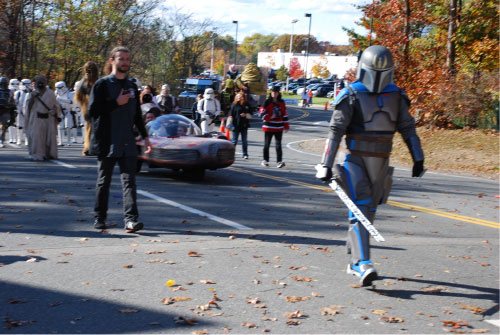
301, 89, 308, 108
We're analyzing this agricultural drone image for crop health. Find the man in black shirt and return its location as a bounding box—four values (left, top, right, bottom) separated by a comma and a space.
88, 46, 152, 233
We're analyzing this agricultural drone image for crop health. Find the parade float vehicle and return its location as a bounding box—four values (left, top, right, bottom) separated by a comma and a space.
136, 114, 235, 180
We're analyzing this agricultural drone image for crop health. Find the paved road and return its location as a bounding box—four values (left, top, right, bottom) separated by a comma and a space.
0, 106, 498, 334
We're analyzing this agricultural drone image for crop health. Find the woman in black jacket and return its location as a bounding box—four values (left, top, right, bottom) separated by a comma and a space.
229, 91, 252, 159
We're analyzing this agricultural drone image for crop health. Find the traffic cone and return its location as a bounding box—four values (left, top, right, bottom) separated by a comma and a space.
324, 102, 328, 111
219, 117, 225, 133
225, 126, 231, 140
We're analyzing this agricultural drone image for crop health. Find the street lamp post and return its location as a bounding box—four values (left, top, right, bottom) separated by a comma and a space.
289, 19, 298, 53
303, 13, 312, 90
210, 33, 215, 75
232, 20, 238, 65
287, 19, 298, 92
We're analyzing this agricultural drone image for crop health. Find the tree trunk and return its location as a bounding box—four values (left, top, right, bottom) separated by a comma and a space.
446, 0, 457, 77
404, 0, 411, 76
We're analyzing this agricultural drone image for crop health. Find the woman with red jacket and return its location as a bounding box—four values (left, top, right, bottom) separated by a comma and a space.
258, 86, 289, 168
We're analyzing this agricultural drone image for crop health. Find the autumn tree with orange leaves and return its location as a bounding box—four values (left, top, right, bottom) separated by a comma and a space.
344, 0, 498, 129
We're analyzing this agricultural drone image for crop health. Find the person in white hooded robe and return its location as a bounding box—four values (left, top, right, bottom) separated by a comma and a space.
197, 88, 221, 134
26, 75, 60, 160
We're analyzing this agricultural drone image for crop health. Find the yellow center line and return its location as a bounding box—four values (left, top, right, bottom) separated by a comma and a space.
229, 166, 499, 229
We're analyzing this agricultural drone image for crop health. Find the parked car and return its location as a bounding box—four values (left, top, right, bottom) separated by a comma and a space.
313, 84, 336, 97
296, 84, 320, 96
136, 114, 235, 180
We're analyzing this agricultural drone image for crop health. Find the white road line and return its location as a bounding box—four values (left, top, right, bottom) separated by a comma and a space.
137, 189, 253, 231
50, 160, 77, 168
485, 319, 500, 328
286, 138, 323, 157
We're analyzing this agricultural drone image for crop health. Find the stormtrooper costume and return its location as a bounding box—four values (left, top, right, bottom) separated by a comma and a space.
8, 79, 20, 143
55, 81, 76, 145
197, 88, 221, 134
316, 45, 425, 286
13, 79, 31, 145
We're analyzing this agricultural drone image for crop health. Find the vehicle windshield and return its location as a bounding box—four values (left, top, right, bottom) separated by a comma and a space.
147, 114, 202, 137
185, 84, 212, 94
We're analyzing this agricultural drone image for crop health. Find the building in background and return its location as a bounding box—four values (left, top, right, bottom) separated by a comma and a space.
257, 50, 357, 79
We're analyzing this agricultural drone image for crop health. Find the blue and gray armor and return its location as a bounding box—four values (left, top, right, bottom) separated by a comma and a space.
317, 45, 424, 286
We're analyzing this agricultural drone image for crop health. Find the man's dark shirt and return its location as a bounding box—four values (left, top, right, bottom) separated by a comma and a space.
88, 75, 147, 158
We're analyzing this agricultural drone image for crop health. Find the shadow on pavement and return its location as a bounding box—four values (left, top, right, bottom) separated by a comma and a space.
0, 280, 214, 333
369, 276, 500, 303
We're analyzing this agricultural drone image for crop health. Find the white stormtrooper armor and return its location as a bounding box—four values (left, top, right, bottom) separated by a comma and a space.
55, 81, 76, 145
13, 79, 31, 145
316, 45, 424, 286
197, 88, 221, 134
7, 79, 20, 143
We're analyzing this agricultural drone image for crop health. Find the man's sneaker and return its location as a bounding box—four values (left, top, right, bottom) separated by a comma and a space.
94, 219, 106, 230
243, 155, 248, 159
261, 160, 269, 167
277, 162, 285, 168
347, 260, 378, 286
125, 220, 144, 233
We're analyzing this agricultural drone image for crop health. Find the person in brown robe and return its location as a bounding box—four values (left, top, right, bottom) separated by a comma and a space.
25, 75, 60, 161
74, 61, 99, 156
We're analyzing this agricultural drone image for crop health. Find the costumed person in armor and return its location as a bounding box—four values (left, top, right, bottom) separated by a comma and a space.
8, 79, 20, 143
315, 45, 425, 286
55, 81, 77, 146
25, 75, 60, 160
197, 88, 221, 134
74, 61, 99, 156
0, 77, 17, 148
14, 79, 31, 145
156, 84, 179, 114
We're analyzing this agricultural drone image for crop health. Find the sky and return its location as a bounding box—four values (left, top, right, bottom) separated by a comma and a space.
163, 0, 370, 46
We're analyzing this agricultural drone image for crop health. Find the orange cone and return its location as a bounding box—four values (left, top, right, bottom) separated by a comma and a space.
225, 126, 231, 140
219, 117, 225, 133
324, 102, 328, 111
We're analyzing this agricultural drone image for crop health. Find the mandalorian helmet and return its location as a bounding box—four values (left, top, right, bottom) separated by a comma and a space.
356, 45, 394, 93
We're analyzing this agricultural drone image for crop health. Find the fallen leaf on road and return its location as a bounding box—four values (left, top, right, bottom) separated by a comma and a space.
321, 307, 341, 316
123, 264, 133, 268
118, 309, 139, 313
458, 304, 486, 315
247, 297, 261, 304
286, 310, 306, 319
146, 250, 166, 254
173, 316, 197, 325
441, 320, 469, 330
166, 280, 176, 287
8, 298, 30, 304
188, 251, 201, 257
193, 329, 207, 334
292, 276, 312, 282
199, 280, 216, 284
286, 320, 301, 325
241, 322, 257, 328
311, 292, 323, 297
26, 258, 38, 263
285, 296, 310, 303
371, 309, 388, 315
27, 249, 40, 253
381, 316, 404, 323
422, 286, 445, 293
161, 297, 191, 305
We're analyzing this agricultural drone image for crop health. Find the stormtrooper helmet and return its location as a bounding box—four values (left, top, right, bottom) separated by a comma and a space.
8, 78, 20, 91
55, 81, 68, 96
203, 88, 215, 100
